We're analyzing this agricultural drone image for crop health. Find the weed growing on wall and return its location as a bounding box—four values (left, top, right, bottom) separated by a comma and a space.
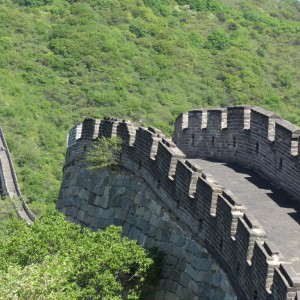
86, 136, 123, 170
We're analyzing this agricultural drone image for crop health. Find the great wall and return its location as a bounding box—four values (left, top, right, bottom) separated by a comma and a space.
56, 105, 300, 300
0, 128, 35, 224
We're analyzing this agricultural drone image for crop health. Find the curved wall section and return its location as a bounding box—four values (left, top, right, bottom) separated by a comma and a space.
173, 106, 300, 203
58, 165, 236, 300
58, 115, 300, 300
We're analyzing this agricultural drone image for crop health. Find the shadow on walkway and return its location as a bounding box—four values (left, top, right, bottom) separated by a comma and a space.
223, 161, 300, 225
199, 157, 300, 224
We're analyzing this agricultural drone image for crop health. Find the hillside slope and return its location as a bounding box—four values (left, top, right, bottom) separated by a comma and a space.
0, 0, 300, 211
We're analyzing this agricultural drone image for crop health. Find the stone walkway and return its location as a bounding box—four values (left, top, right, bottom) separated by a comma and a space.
0, 129, 33, 224
190, 158, 300, 275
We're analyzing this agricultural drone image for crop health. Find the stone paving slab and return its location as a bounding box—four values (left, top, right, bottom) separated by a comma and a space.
190, 158, 300, 275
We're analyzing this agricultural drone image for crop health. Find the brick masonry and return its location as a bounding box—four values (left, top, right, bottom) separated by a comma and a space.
173, 106, 300, 204
57, 166, 236, 300
58, 107, 300, 300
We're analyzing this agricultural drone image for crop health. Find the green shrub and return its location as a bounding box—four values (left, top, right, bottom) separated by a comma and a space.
86, 136, 122, 169
129, 20, 148, 38
206, 28, 231, 50
278, 72, 292, 88
13, 0, 53, 7
0, 210, 154, 299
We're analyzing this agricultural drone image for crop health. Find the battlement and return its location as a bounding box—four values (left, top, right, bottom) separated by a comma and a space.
173, 106, 300, 203
62, 107, 300, 300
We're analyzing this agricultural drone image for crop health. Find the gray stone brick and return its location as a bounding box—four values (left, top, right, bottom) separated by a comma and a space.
122, 223, 131, 236
177, 260, 186, 272
180, 272, 190, 288
144, 238, 156, 249
126, 214, 136, 226
129, 227, 141, 240
165, 291, 179, 300
169, 269, 181, 282
77, 210, 85, 222
112, 207, 121, 218
136, 206, 145, 216
80, 199, 88, 212
186, 265, 199, 282
83, 213, 92, 226
148, 199, 161, 216
188, 280, 199, 294
92, 185, 104, 195
149, 214, 159, 227
212, 271, 223, 287
112, 218, 124, 227
120, 197, 131, 210
182, 287, 195, 300
170, 232, 186, 247
87, 205, 96, 217
191, 257, 212, 272
137, 233, 147, 246
172, 245, 185, 260
165, 280, 178, 294
78, 188, 90, 201
143, 210, 151, 221
116, 186, 126, 196
97, 195, 109, 208
165, 255, 178, 266
101, 208, 113, 219
184, 237, 192, 251
176, 284, 184, 299
119, 209, 128, 221
133, 192, 142, 204
95, 207, 104, 219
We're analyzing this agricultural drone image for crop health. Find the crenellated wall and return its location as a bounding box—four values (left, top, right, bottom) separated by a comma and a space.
59, 108, 300, 300
0, 128, 35, 224
173, 106, 300, 203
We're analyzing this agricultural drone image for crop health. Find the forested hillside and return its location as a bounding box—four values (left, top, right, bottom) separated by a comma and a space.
1, 0, 300, 211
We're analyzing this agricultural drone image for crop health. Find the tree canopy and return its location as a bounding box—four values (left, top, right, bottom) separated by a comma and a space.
0, 210, 154, 299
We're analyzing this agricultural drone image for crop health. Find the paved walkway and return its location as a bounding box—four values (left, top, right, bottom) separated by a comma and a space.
0, 129, 33, 224
190, 158, 300, 275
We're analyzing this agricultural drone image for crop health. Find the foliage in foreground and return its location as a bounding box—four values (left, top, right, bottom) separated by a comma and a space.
0, 210, 154, 299
86, 136, 123, 170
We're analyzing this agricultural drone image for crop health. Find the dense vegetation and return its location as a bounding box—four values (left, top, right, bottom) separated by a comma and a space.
0, 0, 300, 210
0, 210, 156, 299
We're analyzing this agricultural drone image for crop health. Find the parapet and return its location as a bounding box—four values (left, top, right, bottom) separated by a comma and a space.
173, 105, 300, 203
67, 123, 82, 147
63, 107, 300, 300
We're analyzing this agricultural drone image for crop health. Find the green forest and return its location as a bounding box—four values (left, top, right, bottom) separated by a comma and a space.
0, 0, 300, 212
0, 210, 158, 299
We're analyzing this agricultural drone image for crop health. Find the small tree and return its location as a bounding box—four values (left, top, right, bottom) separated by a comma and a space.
206, 28, 230, 51
0, 210, 154, 299
86, 136, 122, 170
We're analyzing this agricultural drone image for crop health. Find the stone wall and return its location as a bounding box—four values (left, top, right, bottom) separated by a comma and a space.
0, 128, 35, 223
58, 110, 300, 300
173, 106, 300, 204
57, 165, 236, 300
